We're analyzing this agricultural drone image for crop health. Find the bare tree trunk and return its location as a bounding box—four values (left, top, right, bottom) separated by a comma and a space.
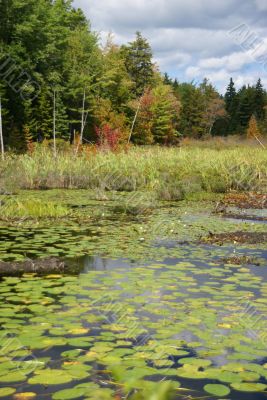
254, 134, 266, 149
128, 99, 141, 144
53, 90, 57, 157
81, 88, 86, 144
0, 97, 4, 161
208, 120, 215, 137
76, 89, 86, 155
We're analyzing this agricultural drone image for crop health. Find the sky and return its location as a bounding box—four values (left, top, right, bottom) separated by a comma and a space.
73, 0, 267, 93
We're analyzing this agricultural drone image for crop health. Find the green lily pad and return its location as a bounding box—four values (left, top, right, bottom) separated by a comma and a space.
0, 372, 27, 383
204, 384, 231, 397
52, 387, 86, 400
28, 370, 73, 385
231, 382, 267, 392
0, 387, 16, 397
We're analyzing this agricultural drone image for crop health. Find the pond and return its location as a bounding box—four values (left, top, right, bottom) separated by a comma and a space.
0, 191, 267, 399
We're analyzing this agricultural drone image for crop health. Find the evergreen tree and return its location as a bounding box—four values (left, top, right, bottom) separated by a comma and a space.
151, 84, 180, 144
8, 126, 26, 153
101, 38, 133, 112
237, 86, 255, 132
0, 0, 266, 146
163, 73, 172, 85
35, 89, 53, 140
254, 78, 265, 120
224, 78, 239, 133
64, 26, 102, 139
53, 89, 69, 140
0, 83, 9, 145
123, 32, 154, 96
173, 79, 179, 92
23, 125, 34, 152
178, 83, 205, 138
225, 78, 236, 112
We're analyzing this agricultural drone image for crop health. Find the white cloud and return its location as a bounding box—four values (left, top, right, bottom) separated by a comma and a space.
73, 0, 267, 92
198, 52, 252, 72
254, 0, 267, 10
185, 66, 201, 79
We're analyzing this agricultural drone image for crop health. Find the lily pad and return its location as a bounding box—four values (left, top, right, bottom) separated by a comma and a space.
28, 370, 73, 385
231, 382, 267, 392
204, 384, 231, 397
0, 387, 16, 397
52, 387, 86, 400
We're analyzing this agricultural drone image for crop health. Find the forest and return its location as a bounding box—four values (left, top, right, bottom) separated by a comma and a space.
0, 0, 266, 153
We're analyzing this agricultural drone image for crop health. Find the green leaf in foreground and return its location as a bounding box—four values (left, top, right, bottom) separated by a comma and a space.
231, 382, 267, 392
0, 387, 16, 397
28, 370, 73, 385
204, 384, 231, 397
52, 387, 86, 400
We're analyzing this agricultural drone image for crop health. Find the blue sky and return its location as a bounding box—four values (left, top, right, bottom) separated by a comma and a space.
73, 0, 267, 92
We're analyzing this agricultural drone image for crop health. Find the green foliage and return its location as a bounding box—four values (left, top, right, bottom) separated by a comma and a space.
8, 127, 27, 153
124, 32, 154, 97
132, 84, 180, 145
151, 84, 180, 144
224, 78, 267, 135
132, 90, 154, 145
178, 83, 205, 138
93, 98, 130, 144
1, 145, 266, 194
0, 1, 266, 148
254, 78, 265, 120
101, 37, 133, 112
1, 198, 69, 219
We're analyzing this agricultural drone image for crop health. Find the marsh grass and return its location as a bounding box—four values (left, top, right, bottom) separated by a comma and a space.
0, 145, 266, 200
0, 198, 69, 219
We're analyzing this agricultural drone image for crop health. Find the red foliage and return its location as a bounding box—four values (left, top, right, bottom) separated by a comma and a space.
95, 124, 120, 151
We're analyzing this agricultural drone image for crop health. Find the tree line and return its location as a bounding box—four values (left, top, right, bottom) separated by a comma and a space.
0, 0, 266, 152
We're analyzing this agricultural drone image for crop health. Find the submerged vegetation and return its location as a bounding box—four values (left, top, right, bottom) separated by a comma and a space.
0, 191, 266, 399
0, 176, 266, 399
1, 198, 69, 219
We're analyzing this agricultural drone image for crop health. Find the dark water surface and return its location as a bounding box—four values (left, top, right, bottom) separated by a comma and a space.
0, 240, 267, 399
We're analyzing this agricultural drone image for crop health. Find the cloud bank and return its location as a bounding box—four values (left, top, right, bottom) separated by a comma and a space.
73, 0, 267, 92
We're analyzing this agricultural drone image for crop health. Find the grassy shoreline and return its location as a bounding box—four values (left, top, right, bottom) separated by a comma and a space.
0, 145, 266, 198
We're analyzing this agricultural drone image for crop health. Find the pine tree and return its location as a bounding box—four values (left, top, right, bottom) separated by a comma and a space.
65, 27, 102, 140
225, 78, 239, 133
173, 79, 179, 93
254, 78, 265, 120
8, 127, 27, 153
101, 37, 133, 112
152, 84, 180, 144
179, 83, 205, 138
23, 98, 37, 140
54, 91, 69, 140
225, 78, 236, 112
238, 88, 254, 132
0, 83, 9, 149
163, 73, 172, 85
124, 32, 154, 96
23, 125, 34, 153
36, 89, 53, 140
